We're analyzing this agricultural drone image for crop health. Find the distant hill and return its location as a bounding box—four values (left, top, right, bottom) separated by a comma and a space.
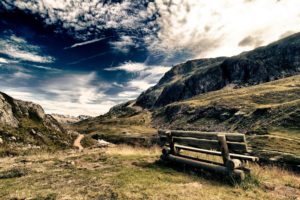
51, 114, 91, 125
0, 92, 74, 156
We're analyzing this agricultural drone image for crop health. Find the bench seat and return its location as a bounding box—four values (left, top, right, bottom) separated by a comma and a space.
158, 130, 259, 181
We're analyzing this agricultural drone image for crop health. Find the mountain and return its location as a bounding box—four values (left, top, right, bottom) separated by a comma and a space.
136, 33, 300, 108
51, 114, 91, 125
0, 92, 74, 156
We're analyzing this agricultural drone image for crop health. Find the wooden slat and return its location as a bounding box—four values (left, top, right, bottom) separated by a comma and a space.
174, 145, 258, 161
173, 137, 220, 150
159, 130, 246, 142
167, 154, 245, 181
173, 137, 248, 153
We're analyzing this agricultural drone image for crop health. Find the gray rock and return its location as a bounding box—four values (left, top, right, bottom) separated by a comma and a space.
30, 129, 37, 135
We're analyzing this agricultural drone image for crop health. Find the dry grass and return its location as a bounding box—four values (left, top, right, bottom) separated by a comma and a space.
73, 110, 156, 137
106, 145, 161, 156
0, 145, 299, 200
181, 74, 300, 109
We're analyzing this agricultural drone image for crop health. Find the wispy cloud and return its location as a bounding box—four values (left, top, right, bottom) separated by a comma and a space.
0, 57, 9, 63
12, 71, 33, 79
105, 62, 147, 72
0, 34, 54, 63
0, 72, 115, 116
106, 62, 171, 92
64, 37, 109, 49
109, 35, 138, 53
0, 61, 170, 116
30, 65, 61, 71
148, 0, 300, 59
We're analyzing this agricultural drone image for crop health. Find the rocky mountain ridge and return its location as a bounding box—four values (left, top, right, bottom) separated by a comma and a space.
136, 32, 300, 108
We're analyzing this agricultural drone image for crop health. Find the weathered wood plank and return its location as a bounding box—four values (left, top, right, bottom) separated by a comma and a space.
159, 130, 246, 142
167, 154, 245, 181
173, 137, 220, 150
172, 137, 248, 153
174, 144, 258, 161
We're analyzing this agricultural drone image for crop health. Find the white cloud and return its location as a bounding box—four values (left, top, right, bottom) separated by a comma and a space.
105, 62, 146, 72
107, 62, 170, 92
0, 61, 170, 116
0, 34, 54, 63
109, 35, 137, 53
128, 80, 152, 91
118, 91, 141, 98
1, 72, 116, 116
12, 72, 33, 79
3, 89, 116, 116
149, 0, 300, 58
0, 57, 9, 63
3, 0, 152, 40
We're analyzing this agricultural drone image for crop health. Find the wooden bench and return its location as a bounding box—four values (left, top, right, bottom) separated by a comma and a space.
158, 130, 259, 181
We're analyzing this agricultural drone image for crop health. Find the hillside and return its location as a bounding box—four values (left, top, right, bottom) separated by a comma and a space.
0, 92, 74, 156
136, 33, 300, 108
153, 75, 300, 132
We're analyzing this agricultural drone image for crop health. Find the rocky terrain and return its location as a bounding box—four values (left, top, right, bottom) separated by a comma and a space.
0, 92, 74, 156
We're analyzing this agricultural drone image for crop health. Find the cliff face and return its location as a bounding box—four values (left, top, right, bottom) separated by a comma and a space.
136, 33, 300, 108
0, 92, 73, 152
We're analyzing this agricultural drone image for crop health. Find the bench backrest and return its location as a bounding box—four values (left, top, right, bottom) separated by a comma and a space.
158, 130, 248, 154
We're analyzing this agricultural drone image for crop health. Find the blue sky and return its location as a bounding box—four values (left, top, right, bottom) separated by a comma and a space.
0, 0, 300, 116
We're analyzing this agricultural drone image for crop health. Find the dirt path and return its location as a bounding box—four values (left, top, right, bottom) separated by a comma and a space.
73, 134, 84, 151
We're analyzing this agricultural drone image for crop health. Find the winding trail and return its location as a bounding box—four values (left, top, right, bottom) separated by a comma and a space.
73, 134, 84, 151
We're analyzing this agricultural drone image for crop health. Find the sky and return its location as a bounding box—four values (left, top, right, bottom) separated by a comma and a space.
0, 0, 300, 116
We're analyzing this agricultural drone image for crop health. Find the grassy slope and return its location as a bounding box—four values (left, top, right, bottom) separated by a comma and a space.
72, 108, 157, 146
154, 74, 300, 130
0, 146, 299, 200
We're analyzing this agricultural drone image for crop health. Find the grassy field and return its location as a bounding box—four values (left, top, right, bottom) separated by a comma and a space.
73, 109, 156, 137
0, 145, 299, 200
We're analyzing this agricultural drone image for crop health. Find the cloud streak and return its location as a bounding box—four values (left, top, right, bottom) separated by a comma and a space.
64, 37, 110, 49
0, 34, 54, 63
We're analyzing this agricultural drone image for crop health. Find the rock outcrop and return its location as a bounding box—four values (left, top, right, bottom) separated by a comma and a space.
0, 92, 73, 151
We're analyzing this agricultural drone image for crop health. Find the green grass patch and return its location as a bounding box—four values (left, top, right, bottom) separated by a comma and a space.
0, 168, 28, 179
